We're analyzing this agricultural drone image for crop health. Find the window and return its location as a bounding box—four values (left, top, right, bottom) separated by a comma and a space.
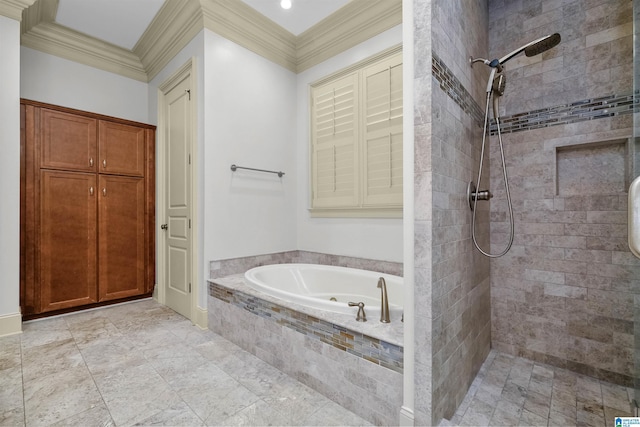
310, 48, 402, 217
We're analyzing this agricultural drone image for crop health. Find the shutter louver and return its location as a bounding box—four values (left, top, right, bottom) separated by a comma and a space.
309, 49, 402, 217
311, 74, 359, 208
363, 54, 403, 206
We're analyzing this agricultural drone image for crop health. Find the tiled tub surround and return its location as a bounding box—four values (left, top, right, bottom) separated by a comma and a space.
208, 275, 403, 426
210, 250, 403, 280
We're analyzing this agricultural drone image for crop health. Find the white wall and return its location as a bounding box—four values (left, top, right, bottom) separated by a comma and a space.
21, 47, 149, 123
203, 29, 298, 263
0, 15, 22, 328
296, 25, 404, 263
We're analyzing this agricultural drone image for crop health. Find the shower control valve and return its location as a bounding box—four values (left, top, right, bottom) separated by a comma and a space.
473, 190, 493, 201
467, 181, 493, 210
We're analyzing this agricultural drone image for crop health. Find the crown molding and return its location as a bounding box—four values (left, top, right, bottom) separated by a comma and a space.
201, 0, 297, 73
21, 0, 54, 31
0, 0, 36, 21
296, 0, 402, 73
21, 21, 147, 81
18, 0, 402, 82
134, 0, 202, 82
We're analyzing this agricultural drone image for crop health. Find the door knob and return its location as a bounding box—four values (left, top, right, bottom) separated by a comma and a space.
161, 224, 168, 230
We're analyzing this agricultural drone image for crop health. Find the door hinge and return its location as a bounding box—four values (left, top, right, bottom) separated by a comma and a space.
188, 154, 191, 165
185, 89, 191, 100
188, 283, 191, 293
189, 219, 191, 229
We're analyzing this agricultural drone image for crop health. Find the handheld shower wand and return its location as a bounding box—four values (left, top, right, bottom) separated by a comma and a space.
469, 33, 561, 258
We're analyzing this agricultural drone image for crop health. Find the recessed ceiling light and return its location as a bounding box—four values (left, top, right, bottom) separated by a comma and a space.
280, 0, 292, 10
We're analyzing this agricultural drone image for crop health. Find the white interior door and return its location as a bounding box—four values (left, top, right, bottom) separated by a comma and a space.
163, 74, 192, 318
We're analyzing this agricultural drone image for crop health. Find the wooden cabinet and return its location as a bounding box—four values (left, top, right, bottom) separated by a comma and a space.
99, 121, 146, 176
98, 175, 145, 301
41, 109, 97, 172
21, 100, 155, 318
40, 171, 98, 312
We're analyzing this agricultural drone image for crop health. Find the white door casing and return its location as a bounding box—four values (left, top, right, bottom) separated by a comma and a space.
157, 59, 202, 326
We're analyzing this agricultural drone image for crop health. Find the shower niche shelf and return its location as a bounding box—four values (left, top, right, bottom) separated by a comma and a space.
554, 138, 630, 196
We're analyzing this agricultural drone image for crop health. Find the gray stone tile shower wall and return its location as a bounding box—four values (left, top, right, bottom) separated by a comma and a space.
433, 52, 637, 134
419, 0, 493, 424
486, 0, 638, 388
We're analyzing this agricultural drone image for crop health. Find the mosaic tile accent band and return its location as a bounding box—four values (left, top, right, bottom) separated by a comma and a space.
209, 282, 404, 373
494, 92, 637, 134
432, 52, 485, 126
432, 52, 639, 134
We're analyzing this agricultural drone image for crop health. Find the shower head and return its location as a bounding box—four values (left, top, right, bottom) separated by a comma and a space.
472, 33, 560, 94
498, 33, 561, 65
525, 33, 561, 56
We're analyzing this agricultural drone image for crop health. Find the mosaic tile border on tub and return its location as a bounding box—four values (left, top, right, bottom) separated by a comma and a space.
209, 281, 404, 373
432, 51, 639, 134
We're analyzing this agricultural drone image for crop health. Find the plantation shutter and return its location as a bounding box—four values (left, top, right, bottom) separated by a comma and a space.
362, 53, 403, 206
311, 73, 359, 208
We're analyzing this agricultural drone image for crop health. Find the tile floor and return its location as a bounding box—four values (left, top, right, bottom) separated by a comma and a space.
2, 299, 637, 427
443, 350, 636, 427
0, 299, 371, 427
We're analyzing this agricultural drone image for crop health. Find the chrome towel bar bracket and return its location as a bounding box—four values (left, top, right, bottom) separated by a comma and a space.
230, 164, 285, 178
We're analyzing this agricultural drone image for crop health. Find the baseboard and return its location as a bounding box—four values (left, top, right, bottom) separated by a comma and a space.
399, 406, 414, 426
0, 312, 22, 337
194, 306, 208, 330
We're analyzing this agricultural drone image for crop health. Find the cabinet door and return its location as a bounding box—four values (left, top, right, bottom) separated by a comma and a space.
98, 175, 145, 301
40, 171, 97, 312
41, 109, 97, 172
99, 121, 146, 176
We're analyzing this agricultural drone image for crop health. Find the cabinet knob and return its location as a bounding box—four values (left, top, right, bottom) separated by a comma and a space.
89, 157, 94, 167
102, 159, 107, 169
102, 188, 107, 196
89, 187, 94, 196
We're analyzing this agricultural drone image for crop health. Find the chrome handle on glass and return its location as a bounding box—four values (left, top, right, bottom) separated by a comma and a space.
102, 159, 107, 168
89, 157, 94, 167
102, 188, 106, 196
89, 187, 94, 196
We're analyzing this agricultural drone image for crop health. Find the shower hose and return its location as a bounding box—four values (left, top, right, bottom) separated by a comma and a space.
471, 92, 515, 258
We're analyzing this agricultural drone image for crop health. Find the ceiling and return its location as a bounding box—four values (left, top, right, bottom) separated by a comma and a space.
53, 0, 352, 50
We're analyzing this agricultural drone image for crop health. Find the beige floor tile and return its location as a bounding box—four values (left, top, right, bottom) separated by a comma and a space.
93, 363, 183, 426
21, 338, 84, 383
23, 366, 103, 427
49, 402, 115, 427
132, 401, 204, 426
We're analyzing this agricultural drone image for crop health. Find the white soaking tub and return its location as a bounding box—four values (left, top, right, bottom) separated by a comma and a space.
244, 263, 403, 320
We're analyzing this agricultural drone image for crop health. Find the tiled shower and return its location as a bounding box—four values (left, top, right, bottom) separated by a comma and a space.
413, 0, 639, 425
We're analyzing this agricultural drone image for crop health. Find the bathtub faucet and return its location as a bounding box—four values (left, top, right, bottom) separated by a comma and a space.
348, 302, 367, 322
378, 277, 390, 323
